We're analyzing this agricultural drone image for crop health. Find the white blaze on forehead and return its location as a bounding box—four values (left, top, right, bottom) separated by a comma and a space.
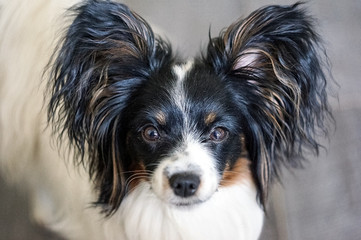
171, 60, 194, 135
173, 60, 194, 83
172, 60, 194, 112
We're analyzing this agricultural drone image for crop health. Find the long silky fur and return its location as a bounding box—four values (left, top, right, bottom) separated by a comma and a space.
47, 0, 173, 214
205, 2, 333, 204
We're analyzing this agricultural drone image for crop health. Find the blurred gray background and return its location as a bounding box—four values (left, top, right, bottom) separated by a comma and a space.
1, 0, 360, 239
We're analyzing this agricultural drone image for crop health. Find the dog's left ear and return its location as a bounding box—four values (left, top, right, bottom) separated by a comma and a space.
48, 1, 172, 214
206, 3, 333, 205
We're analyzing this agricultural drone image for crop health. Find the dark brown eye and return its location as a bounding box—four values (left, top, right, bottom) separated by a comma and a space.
142, 126, 160, 142
209, 127, 228, 142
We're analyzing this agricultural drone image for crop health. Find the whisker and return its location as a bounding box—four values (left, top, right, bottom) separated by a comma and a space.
124, 175, 150, 190
120, 170, 153, 174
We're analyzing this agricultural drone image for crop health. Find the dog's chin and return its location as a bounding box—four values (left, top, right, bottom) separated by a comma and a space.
156, 189, 217, 209
168, 196, 208, 208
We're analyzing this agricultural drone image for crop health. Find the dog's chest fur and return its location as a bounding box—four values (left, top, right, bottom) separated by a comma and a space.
105, 182, 263, 240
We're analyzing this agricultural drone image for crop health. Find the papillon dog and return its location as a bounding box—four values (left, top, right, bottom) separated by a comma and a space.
0, 0, 332, 239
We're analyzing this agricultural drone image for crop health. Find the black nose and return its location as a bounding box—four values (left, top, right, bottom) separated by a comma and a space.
169, 173, 201, 198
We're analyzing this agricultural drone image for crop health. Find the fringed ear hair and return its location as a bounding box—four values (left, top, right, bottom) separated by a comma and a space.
48, 0, 172, 214
206, 2, 333, 206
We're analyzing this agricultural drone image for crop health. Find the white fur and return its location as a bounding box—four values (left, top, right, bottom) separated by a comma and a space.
105, 181, 263, 240
171, 61, 194, 131
0, 1, 106, 239
0, 1, 264, 239
152, 139, 219, 206
173, 61, 194, 84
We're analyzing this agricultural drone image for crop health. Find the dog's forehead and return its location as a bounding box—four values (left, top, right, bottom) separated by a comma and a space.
171, 60, 194, 113
170, 60, 227, 108
152, 60, 233, 128
135, 60, 235, 131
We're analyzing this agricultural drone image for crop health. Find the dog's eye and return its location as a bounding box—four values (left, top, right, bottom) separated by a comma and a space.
209, 127, 228, 142
142, 126, 160, 142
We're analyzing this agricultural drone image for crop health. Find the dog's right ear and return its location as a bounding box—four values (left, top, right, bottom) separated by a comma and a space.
48, 0, 172, 210
204, 3, 333, 207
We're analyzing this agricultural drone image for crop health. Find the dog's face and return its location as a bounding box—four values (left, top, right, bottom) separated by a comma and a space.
125, 61, 248, 207
48, 1, 331, 214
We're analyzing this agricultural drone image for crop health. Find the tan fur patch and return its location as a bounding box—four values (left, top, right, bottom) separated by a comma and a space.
220, 134, 253, 186
204, 112, 217, 125
220, 157, 252, 187
155, 111, 167, 126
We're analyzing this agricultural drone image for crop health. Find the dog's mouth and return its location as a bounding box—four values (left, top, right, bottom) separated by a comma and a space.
167, 194, 211, 208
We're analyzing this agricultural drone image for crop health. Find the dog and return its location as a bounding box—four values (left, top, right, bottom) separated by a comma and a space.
0, 0, 333, 239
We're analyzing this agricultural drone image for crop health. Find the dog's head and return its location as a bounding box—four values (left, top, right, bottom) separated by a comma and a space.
48, 1, 332, 214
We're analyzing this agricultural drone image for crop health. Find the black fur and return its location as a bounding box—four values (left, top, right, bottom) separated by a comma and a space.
48, 0, 332, 214
205, 2, 333, 204
48, 0, 173, 212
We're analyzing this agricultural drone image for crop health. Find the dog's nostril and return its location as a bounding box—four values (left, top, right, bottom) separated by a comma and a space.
169, 173, 200, 198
